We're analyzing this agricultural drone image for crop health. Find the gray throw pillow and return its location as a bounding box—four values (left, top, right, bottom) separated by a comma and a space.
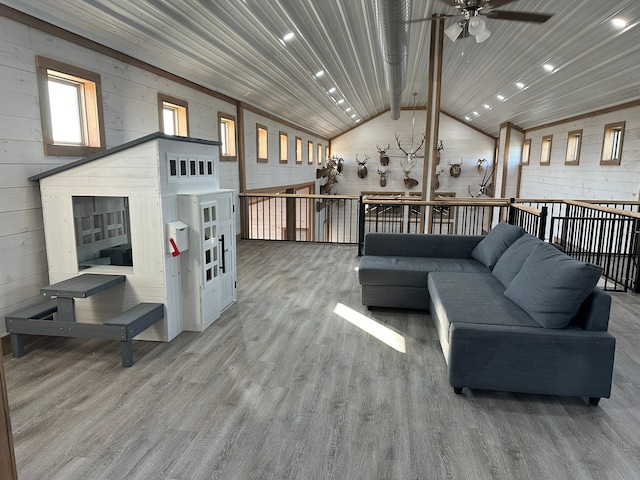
492, 234, 540, 287
504, 243, 602, 328
471, 223, 526, 269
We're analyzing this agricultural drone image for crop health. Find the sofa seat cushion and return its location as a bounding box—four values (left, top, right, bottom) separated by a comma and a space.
504, 242, 603, 329
359, 256, 489, 287
428, 272, 540, 336
471, 223, 526, 269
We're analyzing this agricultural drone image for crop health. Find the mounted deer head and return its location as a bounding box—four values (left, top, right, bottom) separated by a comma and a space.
436, 139, 444, 165
400, 160, 419, 190
377, 167, 390, 187
395, 132, 425, 166
434, 167, 445, 190
317, 155, 342, 194
448, 159, 463, 178
468, 161, 495, 198
376, 144, 390, 166
356, 153, 369, 179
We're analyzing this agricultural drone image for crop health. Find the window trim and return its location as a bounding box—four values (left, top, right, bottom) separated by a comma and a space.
279, 131, 288, 164
521, 139, 531, 166
158, 93, 189, 136
317, 144, 323, 166
295, 136, 303, 164
36, 56, 106, 157
257, 124, 268, 163
540, 135, 552, 166
218, 112, 237, 162
308, 140, 314, 165
565, 130, 582, 166
600, 121, 625, 166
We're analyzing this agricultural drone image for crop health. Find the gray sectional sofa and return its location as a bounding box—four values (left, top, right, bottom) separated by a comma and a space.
358, 223, 616, 405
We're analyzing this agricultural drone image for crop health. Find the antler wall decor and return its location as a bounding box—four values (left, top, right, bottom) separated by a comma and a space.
376, 144, 390, 166
356, 153, 369, 178
468, 159, 495, 198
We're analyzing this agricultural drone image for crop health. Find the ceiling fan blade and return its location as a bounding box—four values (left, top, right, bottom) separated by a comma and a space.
482, 0, 520, 9
484, 10, 553, 23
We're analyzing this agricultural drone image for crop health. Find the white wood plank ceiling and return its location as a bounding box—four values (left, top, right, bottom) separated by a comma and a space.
3, 0, 639, 139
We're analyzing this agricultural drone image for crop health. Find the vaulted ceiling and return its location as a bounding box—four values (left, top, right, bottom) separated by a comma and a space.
3, 0, 639, 139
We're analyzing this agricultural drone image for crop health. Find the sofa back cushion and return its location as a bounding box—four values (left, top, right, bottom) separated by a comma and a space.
492, 234, 540, 287
471, 223, 526, 269
504, 242, 603, 329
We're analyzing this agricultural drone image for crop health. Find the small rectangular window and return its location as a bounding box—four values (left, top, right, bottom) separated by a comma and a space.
279, 132, 288, 163
601, 121, 625, 165
295, 137, 302, 164
257, 124, 268, 163
521, 139, 531, 166
218, 113, 237, 161
158, 94, 189, 136
36, 56, 106, 157
565, 130, 582, 165
308, 141, 314, 165
540, 135, 552, 166
317, 144, 323, 165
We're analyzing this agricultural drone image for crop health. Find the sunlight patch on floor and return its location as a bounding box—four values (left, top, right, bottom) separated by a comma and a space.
333, 303, 406, 353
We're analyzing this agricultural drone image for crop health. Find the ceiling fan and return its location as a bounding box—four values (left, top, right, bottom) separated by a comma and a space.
416, 0, 553, 44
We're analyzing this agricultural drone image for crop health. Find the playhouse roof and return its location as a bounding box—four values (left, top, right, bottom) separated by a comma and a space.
29, 132, 221, 182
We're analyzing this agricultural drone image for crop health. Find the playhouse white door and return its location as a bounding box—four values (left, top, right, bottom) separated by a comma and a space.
217, 191, 236, 311
200, 200, 221, 329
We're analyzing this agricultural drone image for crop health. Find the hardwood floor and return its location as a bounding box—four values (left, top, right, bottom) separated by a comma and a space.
4, 240, 640, 480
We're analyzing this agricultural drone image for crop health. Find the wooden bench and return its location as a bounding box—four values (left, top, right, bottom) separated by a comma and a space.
5, 301, 163, 367
104, 303, 164, 366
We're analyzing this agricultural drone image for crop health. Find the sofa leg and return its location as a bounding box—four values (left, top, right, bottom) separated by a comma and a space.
588, 397, 600, 406
453, 387, 463, 394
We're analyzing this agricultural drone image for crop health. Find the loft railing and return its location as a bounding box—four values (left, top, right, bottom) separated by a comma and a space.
550, 201, 640, 292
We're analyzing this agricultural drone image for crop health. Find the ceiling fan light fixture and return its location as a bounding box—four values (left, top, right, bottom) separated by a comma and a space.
474, 28, 491, 43
467, 16, 486, 36
445, 21, 464, 42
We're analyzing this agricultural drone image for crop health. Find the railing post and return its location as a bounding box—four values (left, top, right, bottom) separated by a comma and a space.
357, 195, 365, 256
507, 198, 516, 225
633, 219, 640, 294
539, 206, 548, 240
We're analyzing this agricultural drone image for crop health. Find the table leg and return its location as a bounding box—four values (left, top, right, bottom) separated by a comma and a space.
120, 341, 134, 367
56, 298, 75, 322
10, 334, 24, 358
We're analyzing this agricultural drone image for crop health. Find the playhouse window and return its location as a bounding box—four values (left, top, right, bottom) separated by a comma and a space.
73, 196, 132, 269
158, 94, 189, 136
36, 56, 106, 157
218, 113, 237, 161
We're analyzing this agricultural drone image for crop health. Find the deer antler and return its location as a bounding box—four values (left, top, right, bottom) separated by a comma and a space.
376, 144, 389, 153
395, 133, 410, 156
414, 133, 426, 153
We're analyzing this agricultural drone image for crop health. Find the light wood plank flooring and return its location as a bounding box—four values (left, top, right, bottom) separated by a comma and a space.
4, 240, 640, 480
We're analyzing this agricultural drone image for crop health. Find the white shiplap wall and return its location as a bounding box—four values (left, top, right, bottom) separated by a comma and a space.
242, 108, 328, 192
0, 16, 243, 334
520, 105, 640, 200
331, 111, 496, 198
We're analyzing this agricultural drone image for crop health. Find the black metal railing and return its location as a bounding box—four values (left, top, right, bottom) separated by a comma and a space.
550, 201, 640, 292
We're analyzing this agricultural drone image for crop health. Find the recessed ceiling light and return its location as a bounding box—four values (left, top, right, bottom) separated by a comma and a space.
473, 111, 479, 116
328, 87, 337, 94
483, 104, 491, 109
314, 70, 325, 78
465, 116, 471, 121
345, 107, 352, 112
497, 94, 505, 101
612, 18, 628, 29
355, 119, 362, 123
282, 32, 295, 42
337, 99, 345, 105
516, 82, 525, 89
543, 64, 554, 72
350, 113, 356, 118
